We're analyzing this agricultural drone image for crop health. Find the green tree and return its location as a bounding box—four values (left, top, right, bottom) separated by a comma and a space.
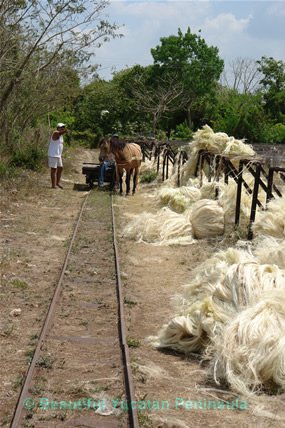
74, 67, 151, 137
122, 65, 186, 134
0, 0, 121, 152
74, 80, 114, 134
150, 27, 224, 128
257, 56, 285, 121
211, 87, 266, 142
0, 0, 120, 114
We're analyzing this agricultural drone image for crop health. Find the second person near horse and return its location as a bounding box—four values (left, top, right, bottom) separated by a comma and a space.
98, 137, 115, 188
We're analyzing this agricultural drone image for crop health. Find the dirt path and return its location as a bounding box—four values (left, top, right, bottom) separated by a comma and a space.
0, 148, 95, 426
1, 147, 285, 427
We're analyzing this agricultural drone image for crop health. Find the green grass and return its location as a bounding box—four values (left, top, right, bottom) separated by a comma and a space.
1, 321, 14, 337
10, 278, 28, 289
137, 411, 153, 427
140, 170, 157, 183
25, 348, 35, 364
13, 374, 25, 390
29, 383, 45, 396
127, 337, 141, 348
0, 162, 17, 180
36, 355, 54, 369
124, 297, 138, 307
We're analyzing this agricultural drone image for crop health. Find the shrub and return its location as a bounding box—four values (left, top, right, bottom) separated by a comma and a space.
156, 129, 168, 140
71, 130, 98, 148
140, 169, 158, 183
262, 123, 285, 144
173, 122, 193, 140
10, 145, 45, 171
0, 162, 16, 180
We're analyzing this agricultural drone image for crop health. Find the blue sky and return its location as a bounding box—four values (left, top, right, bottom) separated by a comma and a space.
94, 1, 285, 80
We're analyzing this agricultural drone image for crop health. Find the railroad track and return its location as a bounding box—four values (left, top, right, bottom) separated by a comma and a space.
11, 189, 138, 428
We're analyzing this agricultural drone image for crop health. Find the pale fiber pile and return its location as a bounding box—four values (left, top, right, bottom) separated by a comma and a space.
154, 248, 257, 353
130, 128, 260, 243
188, 172, 267, 235
211, 291, 285, 395
156, 261, 285, 356
190, 199, 224, 239
147, 125, 261, 239
122, 207, 195, 246
158, 186, 201, 213
154, 245, 285, 395
124, 196, 227, 244
125, 170, 273, 242
253, 196, 285, 238
180, 125, 256, 183
253, 236, 285, 269
143, 129, 285, 395
192, 125, 255, 156
143, 174, 256, 243
217, 176, 254, 233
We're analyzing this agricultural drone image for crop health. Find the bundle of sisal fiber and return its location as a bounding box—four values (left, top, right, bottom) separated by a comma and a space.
190, 199, 225, 239
191, 125, 255, 157
253, 236, 285, 269
184, 262, 285, 355
253, 196, 285, 238
181, 125, 256, 180
210, 290, 285, 396
218, 177, 253, 234
158, 186, 201, 213
154, 248, 257, 353
155, 246, 285, 361
122, 207, 195, 246
199, 181, 224, 200
152, 314, 209, 354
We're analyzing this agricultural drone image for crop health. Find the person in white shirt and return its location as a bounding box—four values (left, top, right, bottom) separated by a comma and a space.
48, 123, 66, 189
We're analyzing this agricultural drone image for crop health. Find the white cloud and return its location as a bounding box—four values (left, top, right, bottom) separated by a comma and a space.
110, 0, 211, 21
204, 13, 251, 32
93, 1, 285, 80
266, 3, 285, 18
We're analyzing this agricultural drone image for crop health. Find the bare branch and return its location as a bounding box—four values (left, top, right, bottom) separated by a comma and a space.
221, 57, 262, 93
0, 0, 120, 114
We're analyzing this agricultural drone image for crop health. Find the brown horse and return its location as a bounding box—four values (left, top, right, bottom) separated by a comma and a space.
99, 138, 142, 195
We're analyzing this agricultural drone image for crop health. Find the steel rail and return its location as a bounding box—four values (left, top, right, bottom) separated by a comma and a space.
111, 194, 139, 428
10, 192, 90, 427
11, 190, 138, 428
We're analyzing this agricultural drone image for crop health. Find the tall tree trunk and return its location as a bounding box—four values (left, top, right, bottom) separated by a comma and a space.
187, 104, 192, 129
152, 112, 158, 135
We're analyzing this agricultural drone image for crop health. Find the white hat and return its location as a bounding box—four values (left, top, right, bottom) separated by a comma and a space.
57, 123, 65, 128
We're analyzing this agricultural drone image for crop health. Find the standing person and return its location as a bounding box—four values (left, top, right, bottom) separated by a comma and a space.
48, 123, 66, 189
98, 137, 115, 187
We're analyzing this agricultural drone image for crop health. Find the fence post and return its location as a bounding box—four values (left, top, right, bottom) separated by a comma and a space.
235, 161, 243, 226
266, 167, 274, 205
247, 163, 261, 240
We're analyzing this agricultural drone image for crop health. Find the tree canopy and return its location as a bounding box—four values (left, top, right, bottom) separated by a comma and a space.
0, 0, 121, 147
150, 27, 224, 127
2, 16, 285, 175
257, 56, 285, 121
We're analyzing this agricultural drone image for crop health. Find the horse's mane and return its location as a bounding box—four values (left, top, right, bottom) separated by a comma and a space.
110, 140, 126, 151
